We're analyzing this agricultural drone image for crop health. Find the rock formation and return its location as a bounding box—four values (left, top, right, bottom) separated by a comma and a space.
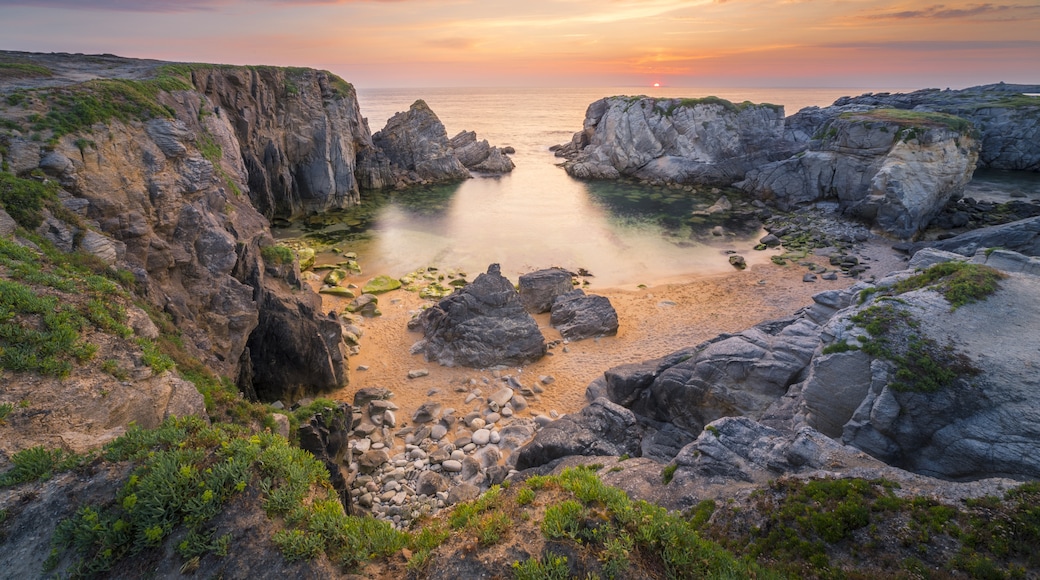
556, 96, 791, 185
786, 83, 1040, 172
521, 247, 1040, 483
409, 264, 546, 368
449, 130, 515, 174
548, 289, 619, 341
518, 268, 573, 314
0, 52, 349, 403
739, 110, 980, 238
372, 100, 472, 186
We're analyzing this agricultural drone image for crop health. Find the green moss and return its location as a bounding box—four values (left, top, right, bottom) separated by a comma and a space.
662, 463, 678, 484
0, 62, 53, 79
260, 244, 295, 266
893, 261, 1006, 310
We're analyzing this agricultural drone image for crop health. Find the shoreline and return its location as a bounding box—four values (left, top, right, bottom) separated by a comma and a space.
311, 234, 908, 438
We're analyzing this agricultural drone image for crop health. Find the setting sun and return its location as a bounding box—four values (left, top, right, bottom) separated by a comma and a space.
653, 82, 661, 87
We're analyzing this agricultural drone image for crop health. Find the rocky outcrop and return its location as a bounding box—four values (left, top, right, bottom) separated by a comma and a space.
409, 264, 546, 368
557, 96, 791, 185
297, 403, 354, 512
548, 289, 619, 341
514, 398, 643, 471
0, 55, 349, 404
787, 83, 1040, 172
372, 100, 471, 186
739, 111, 980, 238
930, 215, 1040, 258
449, 130, 515, 174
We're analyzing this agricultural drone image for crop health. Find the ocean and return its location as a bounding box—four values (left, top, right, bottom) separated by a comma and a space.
278, 87, 910, 288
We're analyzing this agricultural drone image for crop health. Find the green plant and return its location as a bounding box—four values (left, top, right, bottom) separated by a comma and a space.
0, 446, 84, 486
0, 62, 53, 79
513, 554, 571, 580
261, 244, 295, 266
0, 171, 60, 229
517, 486, 536, 506
662, 463, 678, 484
137, 338, 175, 373
893, 262, 1006, 310
822, 341, 860, 355
0, 402, 12, 424
840, 108, 975, 136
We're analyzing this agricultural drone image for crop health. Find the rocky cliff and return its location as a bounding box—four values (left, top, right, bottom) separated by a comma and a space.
739, 110, 980, 238
786, 83, 1040, 172
556, 96, 791, 185
0, 52, 350, 403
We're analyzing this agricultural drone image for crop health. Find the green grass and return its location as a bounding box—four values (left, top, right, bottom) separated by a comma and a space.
840, 108, 975, 136
659, 96, 782, 117
0, 171, 60, 229
0, 446, 86, 487
0, 62, 53, 79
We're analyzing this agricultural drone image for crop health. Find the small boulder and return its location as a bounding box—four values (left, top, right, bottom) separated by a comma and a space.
518, 268, 573, 313
549, 290, 619, 341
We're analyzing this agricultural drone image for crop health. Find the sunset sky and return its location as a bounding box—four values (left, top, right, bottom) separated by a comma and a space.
0, 0, 1038, 89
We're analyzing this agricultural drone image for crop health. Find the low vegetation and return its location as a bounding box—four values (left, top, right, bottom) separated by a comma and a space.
0, 62, 54, 80
840, 108, 976, 137
893, 261, 1007, 310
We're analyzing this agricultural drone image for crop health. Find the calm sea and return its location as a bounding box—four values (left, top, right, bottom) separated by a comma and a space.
278, 87, 909, 288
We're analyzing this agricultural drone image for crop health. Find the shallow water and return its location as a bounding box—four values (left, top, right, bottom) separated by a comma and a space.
275, 86, 909, 288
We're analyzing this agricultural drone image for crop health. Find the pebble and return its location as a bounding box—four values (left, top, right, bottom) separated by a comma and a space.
535, 414, 554, 427
450, 449, 466, 461
549, 410, 559, 418
463, 443, 477, 453
357, 365, 369, 371
407, 369, 429, 379
539, 375, 555, 385
500, 406, 514, 417
489, 431, 501, 444
354, 439, 371, 453
485, 412, 501, 424
430, 424, 448, 440
442, 460, 463, 472
472, 428, 491, 446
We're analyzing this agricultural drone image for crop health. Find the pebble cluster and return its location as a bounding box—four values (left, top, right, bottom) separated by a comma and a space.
346, 372, 560, 527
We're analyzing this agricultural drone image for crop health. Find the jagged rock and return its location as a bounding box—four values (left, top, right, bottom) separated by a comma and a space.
354, 387, 393, 408
558, 96, 791, 185
411, 264, 546, 368
514, 398, 643, 471
372, 100, 470, 184
740, 112, 980, 238
357, 449, 390, 472
412, 401, 442, 424
449, 130, 515, 174
77, 230, 124, 264
297, 403, 354, 512
518, 268, 573, 313
549, 290, 619, 341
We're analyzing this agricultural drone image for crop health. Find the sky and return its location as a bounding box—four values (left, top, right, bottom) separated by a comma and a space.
0, 0, 1038, 89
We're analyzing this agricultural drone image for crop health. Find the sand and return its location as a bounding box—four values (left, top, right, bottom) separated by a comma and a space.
308, 241, 908, 433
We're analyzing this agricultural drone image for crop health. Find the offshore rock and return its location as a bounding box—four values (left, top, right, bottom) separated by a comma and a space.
549, 289, 619, 341
449, 130, 515, 174
739, 111, 979, 238
558, 96, 791, 185
412, 264, 546, 368
372, 99, 470, 185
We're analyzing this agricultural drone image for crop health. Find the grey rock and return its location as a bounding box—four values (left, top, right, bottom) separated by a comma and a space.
373, 100, 470, 184
472, 428, 491, 446
416, 471, 448, 496
412, 264, 546, 367
549, 289, 619, 341
446, 483, 480, 505
518, 268, 573, 313
449, 130, 515, 174
0, 209, 19, 237
514, 398, 644, 471
441, 459, 463, 473
412, 401, 442, 424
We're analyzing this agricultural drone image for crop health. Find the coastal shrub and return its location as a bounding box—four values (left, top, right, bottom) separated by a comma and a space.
0, 445, 85, 487
850, 302, 978, 393
0, 171, 59, 229
0, 402, 12, 424
893, 261, 1006, 310
0, 62, 53, 79
512, 554, 571, 580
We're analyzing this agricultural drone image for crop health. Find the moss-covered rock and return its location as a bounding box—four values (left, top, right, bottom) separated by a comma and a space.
362, 275, 401, 295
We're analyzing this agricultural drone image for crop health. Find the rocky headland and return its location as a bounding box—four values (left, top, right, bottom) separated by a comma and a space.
2, 50, 1040, 579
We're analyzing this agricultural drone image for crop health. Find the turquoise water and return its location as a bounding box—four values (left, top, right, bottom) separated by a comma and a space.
276, 87, 907, 288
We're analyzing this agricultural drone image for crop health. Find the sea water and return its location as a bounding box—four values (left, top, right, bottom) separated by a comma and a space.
276, 87, 908, 288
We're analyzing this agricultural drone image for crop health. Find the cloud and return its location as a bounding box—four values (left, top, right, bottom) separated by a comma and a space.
863, 3, 1031, 21
0, 0, 410, 12
424, 37, 481, 50
818, 40, 1040, 52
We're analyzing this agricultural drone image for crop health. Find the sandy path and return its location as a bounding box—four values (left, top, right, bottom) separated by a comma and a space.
308, 242, 907, 432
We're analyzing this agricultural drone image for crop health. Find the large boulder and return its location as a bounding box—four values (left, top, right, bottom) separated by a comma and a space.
739, 110, 980, 239
549, 289, 619, 341
410, 264, 546, 368
930, 215, 1040, 258
518, 268, 573, 313
557, 96, 791, 185
372, 100, 471, 184
513, 398, 644, 471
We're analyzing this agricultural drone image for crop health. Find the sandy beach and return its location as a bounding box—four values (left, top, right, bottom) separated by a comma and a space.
308, 241, 908, 432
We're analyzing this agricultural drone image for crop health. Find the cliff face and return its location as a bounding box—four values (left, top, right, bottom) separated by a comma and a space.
187, 66, 377, 220
0, 54, 351, 403
739, 111, 980, 239
557, 96, 791, 185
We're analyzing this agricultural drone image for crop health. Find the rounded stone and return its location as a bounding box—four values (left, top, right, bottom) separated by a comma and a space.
431, 424, 448, 440
442, 459, 463, 472
472, 428, 491, 446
